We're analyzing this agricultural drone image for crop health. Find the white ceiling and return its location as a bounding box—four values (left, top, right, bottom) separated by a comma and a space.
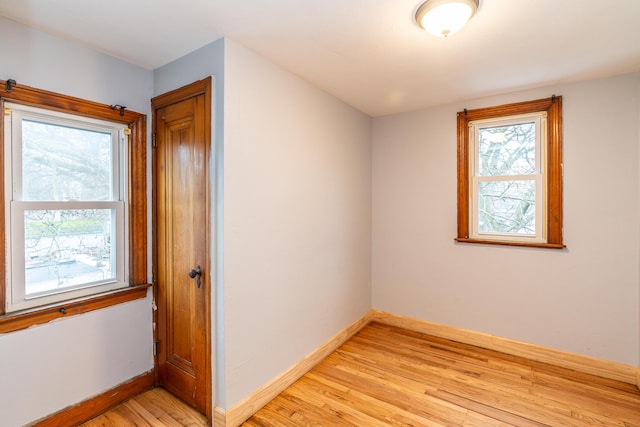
1, 0, 639, 116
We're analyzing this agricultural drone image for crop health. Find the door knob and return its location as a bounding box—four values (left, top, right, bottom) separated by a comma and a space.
188, 265, 202, 288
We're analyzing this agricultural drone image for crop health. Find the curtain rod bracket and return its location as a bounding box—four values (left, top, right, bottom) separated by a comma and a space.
110, 104, 126, 116
5, 79, 16, 92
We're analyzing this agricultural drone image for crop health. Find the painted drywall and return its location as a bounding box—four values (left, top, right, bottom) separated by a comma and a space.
222, 39, 372, 408
372, 72, 640, 366
0, 16, 152, 113
0, 298, 152, 427
153, 38, 227, 409
153, 38, 224, 98
0, 16, 154, 426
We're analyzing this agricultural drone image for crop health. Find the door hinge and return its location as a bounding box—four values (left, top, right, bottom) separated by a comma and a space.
154, 340, 160, 356
4, 106, 10, 116
152, 133, 157, 148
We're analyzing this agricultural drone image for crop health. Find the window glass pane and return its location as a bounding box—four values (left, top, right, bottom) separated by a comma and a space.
478, 122, 536, 176
24, 209, 115, 296
22, 120, 113, 201
478, 180, 536, 235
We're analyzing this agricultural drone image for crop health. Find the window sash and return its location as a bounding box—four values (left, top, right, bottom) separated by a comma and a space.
471, 176, 545, 242
8, 201, 126, 311
8, 104, 123, 203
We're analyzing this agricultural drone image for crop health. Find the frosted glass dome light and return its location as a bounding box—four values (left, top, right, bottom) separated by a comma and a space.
415, 0, 479, 37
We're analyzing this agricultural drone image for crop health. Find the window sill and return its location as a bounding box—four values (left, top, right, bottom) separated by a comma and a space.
0, 284, 151, 334
455, 237, 566, 250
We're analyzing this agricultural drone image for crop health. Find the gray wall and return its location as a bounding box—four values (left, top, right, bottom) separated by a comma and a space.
222, 39, 372, 408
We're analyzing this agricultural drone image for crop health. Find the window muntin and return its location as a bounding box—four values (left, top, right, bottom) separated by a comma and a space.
470, 113, 546, 243
5, 103, 128, 312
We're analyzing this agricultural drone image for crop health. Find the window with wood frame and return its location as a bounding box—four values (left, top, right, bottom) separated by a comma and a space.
456, 96, 565, 249
0, 80, 149, 332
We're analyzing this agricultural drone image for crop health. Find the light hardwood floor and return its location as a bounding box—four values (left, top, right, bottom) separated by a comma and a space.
244, 322, 640, 426
82, 321, 640, 426
78, 387, 207, 427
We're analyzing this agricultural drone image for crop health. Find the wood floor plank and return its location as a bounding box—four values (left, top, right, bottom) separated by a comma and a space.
248, 400, 302, 426
134, 389, 207, 426
328, 347, 549, 427
314, 353, 475, 426
79, 388, 208, 427
342, 334, 533, 394
360, 324, 535, 378
301, 373, 445, 427
275, 391, 362, 426
126, 398, 184, 427
307, 372, 458, 427
285, 380, 391, 426
115, 401, 166, 427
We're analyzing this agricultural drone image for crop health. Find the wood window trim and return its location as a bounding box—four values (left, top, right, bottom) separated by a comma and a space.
0, 80, 149, 333
455, 96, 565, 249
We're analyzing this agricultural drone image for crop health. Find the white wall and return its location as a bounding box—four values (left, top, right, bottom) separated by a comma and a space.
223, 39, 372, 408
372, 72, 640, 366
153, 39, 224, 98
0, 17, 151, 113
0, 16, 154, 427
0, 298, 152, 427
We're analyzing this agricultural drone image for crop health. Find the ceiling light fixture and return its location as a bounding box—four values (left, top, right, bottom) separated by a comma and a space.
415, 0, 479, 37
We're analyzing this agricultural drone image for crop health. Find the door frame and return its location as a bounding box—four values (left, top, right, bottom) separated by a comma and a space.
151, 77, 212, 421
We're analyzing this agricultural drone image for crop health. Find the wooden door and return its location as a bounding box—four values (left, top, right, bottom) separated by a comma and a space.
152, 78, 211, 418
